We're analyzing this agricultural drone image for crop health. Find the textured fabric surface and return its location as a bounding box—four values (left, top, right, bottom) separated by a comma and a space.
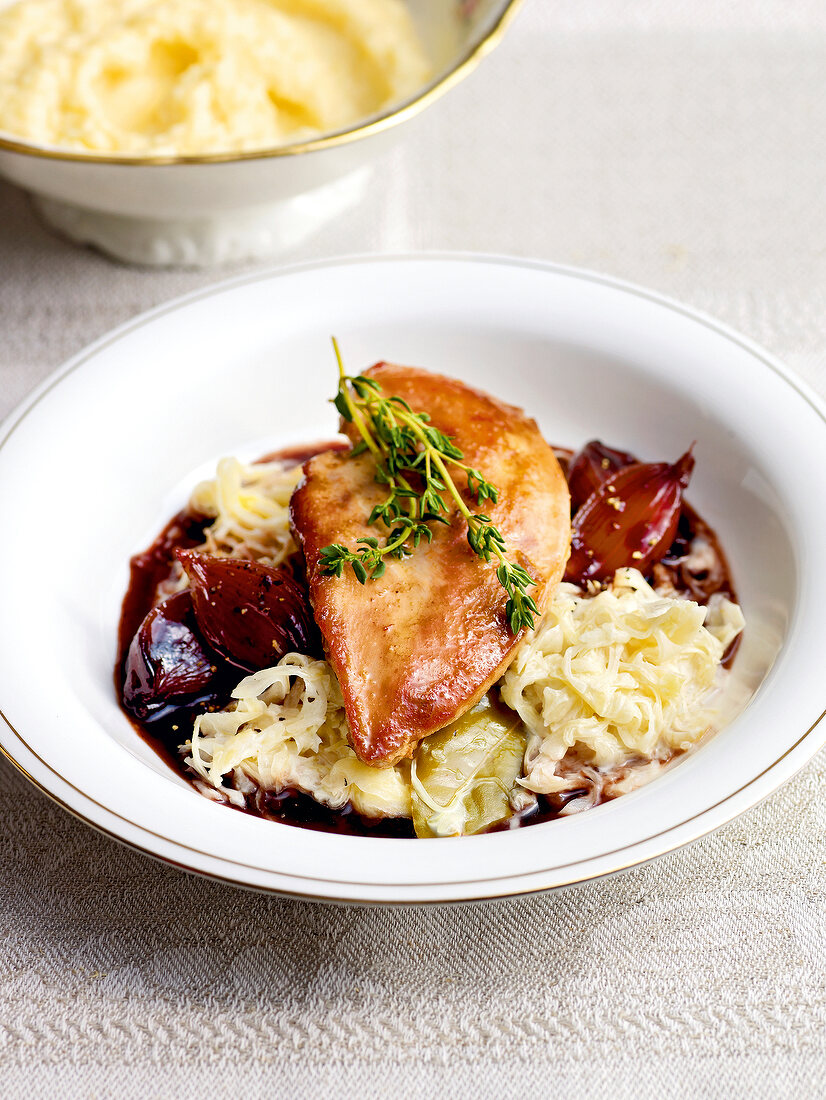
1, 1, 825, 1096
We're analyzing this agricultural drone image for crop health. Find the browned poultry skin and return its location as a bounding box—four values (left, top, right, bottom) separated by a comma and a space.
290, 363, 571, 766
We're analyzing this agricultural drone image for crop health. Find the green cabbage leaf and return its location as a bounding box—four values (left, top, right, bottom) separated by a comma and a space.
411, 699, 526, 838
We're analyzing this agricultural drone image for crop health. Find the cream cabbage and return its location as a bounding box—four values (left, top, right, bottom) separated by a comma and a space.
190, 456, 300, 567
162, 454, 747, 833
499, 568, 745, 795
188, 653, 413, 819
184, 553, 744, 832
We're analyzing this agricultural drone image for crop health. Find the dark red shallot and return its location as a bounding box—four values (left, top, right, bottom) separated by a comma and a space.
122, 590, 216, 720
567, 439, 638, 513
176, 550, 321, 670
564, 449, 695, 585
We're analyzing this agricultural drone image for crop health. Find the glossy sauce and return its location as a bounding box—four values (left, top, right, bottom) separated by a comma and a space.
118, 441, 740, 838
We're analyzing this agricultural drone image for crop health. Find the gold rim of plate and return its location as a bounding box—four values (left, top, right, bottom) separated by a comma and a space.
0, 0, 524, 167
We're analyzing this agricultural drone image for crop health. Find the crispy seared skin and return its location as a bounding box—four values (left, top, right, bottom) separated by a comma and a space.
290, 363, 570, 766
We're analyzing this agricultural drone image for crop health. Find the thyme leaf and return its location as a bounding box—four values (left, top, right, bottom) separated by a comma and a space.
318, 339, 538, 633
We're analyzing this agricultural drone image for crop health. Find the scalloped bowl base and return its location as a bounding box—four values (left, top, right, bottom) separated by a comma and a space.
32, 166, 371, 267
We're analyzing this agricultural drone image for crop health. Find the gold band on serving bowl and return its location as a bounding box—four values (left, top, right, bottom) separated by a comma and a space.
0, 0, 524, 167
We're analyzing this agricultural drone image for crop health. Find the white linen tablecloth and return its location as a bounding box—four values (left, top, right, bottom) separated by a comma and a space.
1, 2, 825, 1096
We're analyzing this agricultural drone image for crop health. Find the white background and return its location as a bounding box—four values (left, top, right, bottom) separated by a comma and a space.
0, 1, 824, 1095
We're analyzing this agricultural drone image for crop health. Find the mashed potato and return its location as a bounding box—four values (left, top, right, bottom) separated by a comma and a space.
0, 0, 430, 155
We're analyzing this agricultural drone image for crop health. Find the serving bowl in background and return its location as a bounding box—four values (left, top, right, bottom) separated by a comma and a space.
0, 0, 522, 266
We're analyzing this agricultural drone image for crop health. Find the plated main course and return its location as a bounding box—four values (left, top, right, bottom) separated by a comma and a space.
117, 345, 744, 839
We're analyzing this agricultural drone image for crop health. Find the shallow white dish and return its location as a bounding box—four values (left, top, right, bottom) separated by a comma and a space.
0, 255, 824, 903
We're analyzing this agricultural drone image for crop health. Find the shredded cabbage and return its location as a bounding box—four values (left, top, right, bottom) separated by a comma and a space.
703, 591, 747, 651
186, 653, 411, 819
184, 569, 744, 824
178, 461, 746, 829
189, 457, 301, 567
499, 568, 744, 795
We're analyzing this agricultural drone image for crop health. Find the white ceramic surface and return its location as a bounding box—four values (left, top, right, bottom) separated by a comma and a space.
0, 0, 520, 266
0, 255, 823, 903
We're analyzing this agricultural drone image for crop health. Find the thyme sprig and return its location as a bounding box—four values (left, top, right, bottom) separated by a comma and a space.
318, 339, 538, 633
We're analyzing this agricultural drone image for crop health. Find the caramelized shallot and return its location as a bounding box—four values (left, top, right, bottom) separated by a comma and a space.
564, 449, 695, 585
567, 440, 637, 513
176, 550, 320, 670
122, 590, 216, 720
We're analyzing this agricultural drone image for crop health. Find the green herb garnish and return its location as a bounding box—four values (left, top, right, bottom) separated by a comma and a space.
318, 339, 538, 634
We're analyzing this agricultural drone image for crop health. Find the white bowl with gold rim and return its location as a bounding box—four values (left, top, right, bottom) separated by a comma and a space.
0, 255, 824, 904
0, 0, 521, 266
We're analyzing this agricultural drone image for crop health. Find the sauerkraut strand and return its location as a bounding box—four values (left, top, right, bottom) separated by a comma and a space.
500, 568, 744, 796
190, 456, 301, 567
186, 654, 411, 819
